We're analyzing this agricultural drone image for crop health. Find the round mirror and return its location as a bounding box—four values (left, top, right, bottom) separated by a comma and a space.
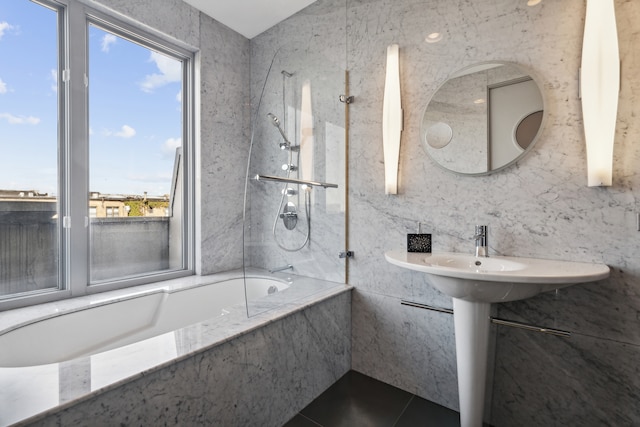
421, 62, 545, 175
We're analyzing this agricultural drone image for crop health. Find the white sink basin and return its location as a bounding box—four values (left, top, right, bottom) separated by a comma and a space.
385, 250, 610, 303
386, 249, 610, 427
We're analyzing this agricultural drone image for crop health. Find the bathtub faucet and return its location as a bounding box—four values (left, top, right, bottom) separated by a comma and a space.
269, 264, 293, 273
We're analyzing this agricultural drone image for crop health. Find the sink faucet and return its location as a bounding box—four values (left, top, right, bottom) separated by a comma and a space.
474, 225, 488, 257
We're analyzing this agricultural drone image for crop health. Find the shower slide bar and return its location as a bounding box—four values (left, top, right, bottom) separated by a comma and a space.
254, 174, 338, 189
400, 299, 571, 338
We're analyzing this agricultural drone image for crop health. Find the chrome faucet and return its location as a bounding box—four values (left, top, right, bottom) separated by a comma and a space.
474, 225, 488, 257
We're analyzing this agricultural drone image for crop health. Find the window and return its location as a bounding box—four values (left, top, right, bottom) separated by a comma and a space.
0, 0, 60, 298
88, 23, 185, 284
0, 0, 193, 308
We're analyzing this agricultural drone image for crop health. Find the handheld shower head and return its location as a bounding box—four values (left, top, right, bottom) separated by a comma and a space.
267, 113, 280, 127
266, 113, 299, 151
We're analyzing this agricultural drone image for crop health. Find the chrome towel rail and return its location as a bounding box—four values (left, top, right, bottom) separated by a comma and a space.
490, 318, 570, 338
400, 300, 453, 314
400, 299, 571, 338
254, 174, 338, 189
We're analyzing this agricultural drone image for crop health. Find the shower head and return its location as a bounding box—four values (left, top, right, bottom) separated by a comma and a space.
267, 112, 280, 127
266, 113, 298, 151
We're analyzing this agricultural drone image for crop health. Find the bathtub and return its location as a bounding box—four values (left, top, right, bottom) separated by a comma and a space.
0, 276, 290, 368
0, 271, 350, 426
0, 272, 350, 427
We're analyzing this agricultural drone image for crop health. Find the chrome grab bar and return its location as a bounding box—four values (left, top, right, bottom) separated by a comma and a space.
400, 299, 571, 338
254, 174, 338, 189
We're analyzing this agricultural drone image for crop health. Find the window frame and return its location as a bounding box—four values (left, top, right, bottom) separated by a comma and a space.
0, 0, 195, 311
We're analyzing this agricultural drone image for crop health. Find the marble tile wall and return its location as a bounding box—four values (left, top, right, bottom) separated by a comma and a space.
197, 11, 251, 275
27, 291, 352, 426
338, 0, 640, 425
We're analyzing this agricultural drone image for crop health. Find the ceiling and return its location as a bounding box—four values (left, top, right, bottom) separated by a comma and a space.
182, 0, 317, 39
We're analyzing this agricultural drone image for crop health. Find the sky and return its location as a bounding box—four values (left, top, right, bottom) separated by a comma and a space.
0, 0, 183, 197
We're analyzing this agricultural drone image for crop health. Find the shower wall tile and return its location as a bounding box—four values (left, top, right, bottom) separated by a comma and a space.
27, 291, 352, 427
343, 0, 640, 424
198, 12, 251, 274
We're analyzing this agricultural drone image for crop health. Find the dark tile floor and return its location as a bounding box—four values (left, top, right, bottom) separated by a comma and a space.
283, 370, 462, 427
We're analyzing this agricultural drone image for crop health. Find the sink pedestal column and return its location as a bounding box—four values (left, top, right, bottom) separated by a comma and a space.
452, 298, 491, 427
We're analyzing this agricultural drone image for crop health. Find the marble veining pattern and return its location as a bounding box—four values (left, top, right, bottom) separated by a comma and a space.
1, 274, 350, 426
28, 290, 350, 427
342, 0, 640, 425
491, 327, 640, 426
351, 289, 459, 410
197, 12, 251, 275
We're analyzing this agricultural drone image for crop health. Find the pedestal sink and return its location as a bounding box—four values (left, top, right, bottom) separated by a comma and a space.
385, 250, 610, 427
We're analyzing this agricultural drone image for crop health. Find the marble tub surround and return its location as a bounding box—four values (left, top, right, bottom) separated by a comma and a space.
0, 274, 350, 426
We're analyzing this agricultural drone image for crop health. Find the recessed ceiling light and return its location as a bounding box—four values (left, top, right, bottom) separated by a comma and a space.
527, 0, 542, 6
425, 32, 443, 43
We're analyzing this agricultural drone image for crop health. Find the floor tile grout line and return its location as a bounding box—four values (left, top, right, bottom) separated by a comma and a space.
391, 394, 416, 427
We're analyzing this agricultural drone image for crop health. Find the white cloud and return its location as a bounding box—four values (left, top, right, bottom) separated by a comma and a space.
140, 52, 181, 93
0, 22, 13, 40
115, 125, 136, 138
162, 137, 181, 156
101, 34, 117, 52
176, 89, 182, 103
0, 113, 40, 125
0, 78, 6, 94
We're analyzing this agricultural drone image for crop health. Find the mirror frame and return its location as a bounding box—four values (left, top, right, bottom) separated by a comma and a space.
420, 61, 547, 177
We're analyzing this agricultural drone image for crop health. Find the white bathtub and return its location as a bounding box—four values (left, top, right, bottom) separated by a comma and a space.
0, 276, 289, 368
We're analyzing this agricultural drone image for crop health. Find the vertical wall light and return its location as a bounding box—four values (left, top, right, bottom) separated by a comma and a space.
580, 0, 619, 187
382, 44, 403, 195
